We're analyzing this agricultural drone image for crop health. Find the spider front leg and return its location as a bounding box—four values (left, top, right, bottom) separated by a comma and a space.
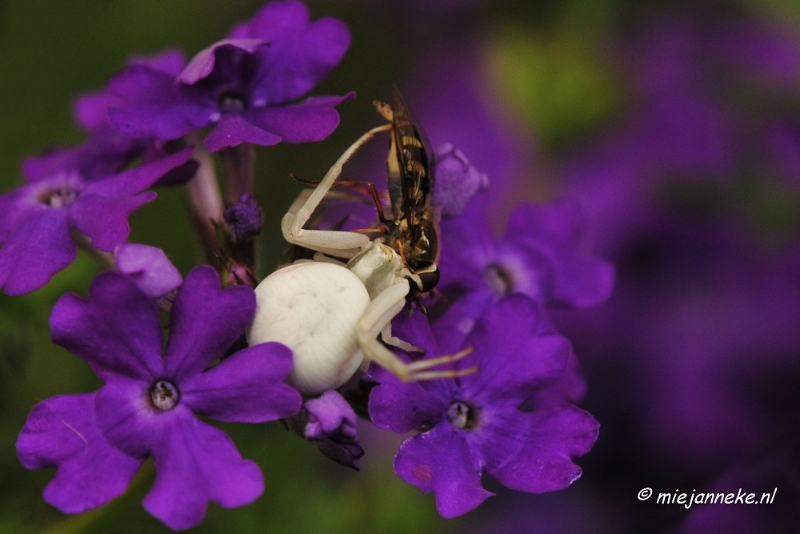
281, 190, 368, 258
281, 123, 392, 258
356, 278, 475, 382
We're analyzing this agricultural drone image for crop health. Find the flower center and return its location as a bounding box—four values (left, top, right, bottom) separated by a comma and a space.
218, 90, 247, 114
484, 263, 513, 297
36, 186, 80, 208
447, 400, 478, 430
150, 380, 180, 411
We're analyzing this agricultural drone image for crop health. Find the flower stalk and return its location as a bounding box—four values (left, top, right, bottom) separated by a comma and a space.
184, 143, 225, 269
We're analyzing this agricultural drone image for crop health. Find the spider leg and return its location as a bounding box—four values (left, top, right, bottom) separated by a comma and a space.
281, 124, 392, 257
356, 278, 477, 382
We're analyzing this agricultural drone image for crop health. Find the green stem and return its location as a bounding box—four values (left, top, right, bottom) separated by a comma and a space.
70, 230, 116, 271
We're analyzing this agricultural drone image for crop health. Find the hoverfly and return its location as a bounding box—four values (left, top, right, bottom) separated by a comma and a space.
374, 87, 440, 299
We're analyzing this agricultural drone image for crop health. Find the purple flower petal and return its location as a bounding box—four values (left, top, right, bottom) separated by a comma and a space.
246, 92, 355, 144
147, 153, 200, 187
204, 114, 282, 152
304, 390, 357, 441
239, 0, 351, 103
21, 141, 131, 183
284, 392, 363, 470
0, 187, 31, 241
394, 425, 493, 518
114, 243, 183, 300
373, 295, 596, 517
178, 39, 266, 85
0, 209, 75, 295
462, 396, 532, 468
438, 202, 497, 291
439, 196, 614, 318
369, 376, 448, 434
433, 143, 490, 219
388, 305, 441, 354
316, 441, 364, 471
250, 27, 350, 105
446, 295, 570, 399
70, 192, 155, 251
83, 147, 194, 198
108, 66, 212, 141
163, 266, 256, 381
73, 89, 117, 133
506, 200, 584, 250
130, 48, 187, 77
526, 351, 588, 409
93, 377, 168, 458
506, 201, 615, 309
428, 287, 496, 353
525, 244, 614, 309
181, 342, 300, 422
384, 308, 467, 380
75, 48, 187, 133
143, 414, 264, 530
240, 0, 315, 40
16, 394, 142, 514
50, 272, 163, 383
488, 406, 599, 493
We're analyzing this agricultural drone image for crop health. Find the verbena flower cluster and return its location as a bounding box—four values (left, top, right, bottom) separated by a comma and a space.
2, 1, 611, 529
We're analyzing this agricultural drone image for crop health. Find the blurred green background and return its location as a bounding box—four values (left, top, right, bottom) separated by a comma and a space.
2, 0, 800, 533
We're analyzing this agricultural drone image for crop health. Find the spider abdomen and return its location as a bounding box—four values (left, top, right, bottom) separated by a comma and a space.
247, 262, 371, 394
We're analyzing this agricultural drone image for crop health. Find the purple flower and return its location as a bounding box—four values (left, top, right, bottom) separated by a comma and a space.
114, 243, 182, 300
72, 49, 199, 187
0, 147, 193, 295
304, 390, 358, 443
303, 390, 364, 470
16, 266, 301, 530
436, 197, 614, 347
368, 296, 599, 518
74, 49, 188, 134
432, 143, 490, 219
224, 193, 263, 242
108, 0, 354, 152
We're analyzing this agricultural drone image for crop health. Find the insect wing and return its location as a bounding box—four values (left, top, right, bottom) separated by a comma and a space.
387, 87, 435, 226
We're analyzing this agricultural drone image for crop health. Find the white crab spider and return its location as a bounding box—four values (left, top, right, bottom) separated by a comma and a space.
246, 121, 472, 395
